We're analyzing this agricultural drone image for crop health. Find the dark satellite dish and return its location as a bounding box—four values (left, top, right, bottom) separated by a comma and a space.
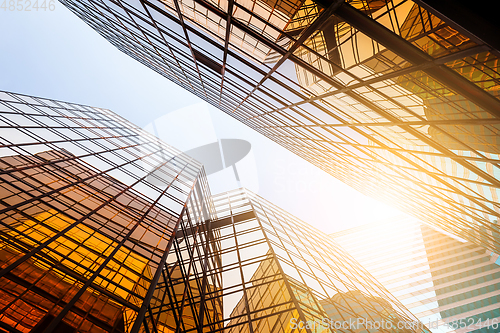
148, 139, 251, 185
184, 139, 251, 175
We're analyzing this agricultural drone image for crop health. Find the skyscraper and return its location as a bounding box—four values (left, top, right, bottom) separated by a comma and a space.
333, 216, 500, 332
57, 0, 500, 254
0, 90, 220, 332
212, 187, 425, 333
0, 90, 426, 332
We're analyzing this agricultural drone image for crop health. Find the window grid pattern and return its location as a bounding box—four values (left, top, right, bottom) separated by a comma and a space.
333, 216, 500, 333
58, 0, 500, 254
0, 91, 218, 333
212, 188, 427, 333
0, 91, 428, 333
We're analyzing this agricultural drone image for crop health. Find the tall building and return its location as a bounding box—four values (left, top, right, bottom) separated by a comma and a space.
0, 90, 426, 332
332, 216, 500, 333
58, 0, 500, 254
0, 90, 220, 333
212, 188, 424, 333
321, 290, 407, 333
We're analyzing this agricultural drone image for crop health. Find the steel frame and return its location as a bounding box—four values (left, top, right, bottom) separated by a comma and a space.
58, 0, 500, 254
0, 91, 430, 332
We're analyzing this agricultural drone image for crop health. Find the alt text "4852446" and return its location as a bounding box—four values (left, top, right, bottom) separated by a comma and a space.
1, 0, 55, 11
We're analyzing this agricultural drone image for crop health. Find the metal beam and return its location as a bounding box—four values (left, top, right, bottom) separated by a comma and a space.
231, 0, 346, 112
175, 210, 256, 238
259, 45, 490, 116
334, 2, 500, 119
269, 118, 500, 128
413, 0, 500, 52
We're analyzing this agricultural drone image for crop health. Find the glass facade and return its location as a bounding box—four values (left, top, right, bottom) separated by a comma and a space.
333, 216, 500, 332
0, 90, 426, 332
58, 0, 500, 254
212, 188, 425, 333
0, 90, 219, 332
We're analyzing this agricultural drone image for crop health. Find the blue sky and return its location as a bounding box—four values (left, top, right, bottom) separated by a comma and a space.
0, 3, 405, 233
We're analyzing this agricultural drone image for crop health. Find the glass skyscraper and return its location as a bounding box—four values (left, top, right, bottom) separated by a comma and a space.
0, 90, 219, 333
333, 216, 500, 332
0, 90, 426, 332
212, 188, 424, 333
57, 0, 500, 254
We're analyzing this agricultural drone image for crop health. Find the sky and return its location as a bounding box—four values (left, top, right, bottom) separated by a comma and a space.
0, 4, 406, 233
